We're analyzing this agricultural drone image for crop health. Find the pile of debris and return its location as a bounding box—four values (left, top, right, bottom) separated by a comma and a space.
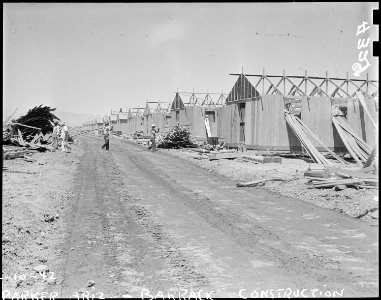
16, 105, 59, 138
3, 105, 59, 143
133, 130, 144, 139
304, 165, 378, 190
284, 112, 347, 165
158, 127, 198, 149
3, 105, 61, 157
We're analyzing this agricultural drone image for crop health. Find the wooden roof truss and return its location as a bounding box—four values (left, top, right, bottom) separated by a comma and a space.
179, 91, 227, 107
230, 70, 378, 101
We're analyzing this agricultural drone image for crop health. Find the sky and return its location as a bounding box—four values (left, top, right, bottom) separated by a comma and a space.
3, 2, 379, 121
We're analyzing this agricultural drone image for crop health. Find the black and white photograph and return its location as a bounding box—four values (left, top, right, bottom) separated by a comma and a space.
2, 2, 379, 299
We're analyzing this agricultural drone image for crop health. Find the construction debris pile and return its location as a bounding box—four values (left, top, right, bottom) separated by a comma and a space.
3, 105, 60, 144
304, 165, 378, 190
16, 105, 59, 137
158, 127, 198, 149
3, 105, 61, 156
332, 114, 373, 166
284, 112, 347, 165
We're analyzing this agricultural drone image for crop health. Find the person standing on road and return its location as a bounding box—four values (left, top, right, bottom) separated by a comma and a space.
147, 124, 159, 152
49, 120, 60, 151
61, 122, 71, 152
101, 122, 111, 150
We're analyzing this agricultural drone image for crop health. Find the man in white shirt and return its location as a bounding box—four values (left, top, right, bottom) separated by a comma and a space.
101, 122, 111, 150
49, 120, 60, 151
61, 122, 71, 152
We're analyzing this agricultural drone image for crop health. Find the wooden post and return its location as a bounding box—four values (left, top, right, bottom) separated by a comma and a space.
305, 70, 307, 95
283, 69, 286, 95
346, 72, 349, 95
243, 67, 246, 100
366, 73, 369, 94
262, 68, 265, 95
325, 71, 328, 95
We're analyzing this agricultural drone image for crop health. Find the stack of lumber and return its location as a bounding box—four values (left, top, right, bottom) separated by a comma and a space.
3, 128, 52, 151
285, 112, 346, 165
3, 147, 38, 160
242, 155, 282, 164
332, 115, 372, 166
304, 165, 378, 190
208, 152, 241, 161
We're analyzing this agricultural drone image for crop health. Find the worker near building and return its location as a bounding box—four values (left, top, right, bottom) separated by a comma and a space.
148, 124, 159, 152
61, 122, 71, 152
49, 120, 60, 151
101, 122, 111, 150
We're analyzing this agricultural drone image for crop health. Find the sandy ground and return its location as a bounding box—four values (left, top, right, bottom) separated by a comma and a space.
2, 145, 83, 297
2, 136, 379, 298
166, 148, 379, 226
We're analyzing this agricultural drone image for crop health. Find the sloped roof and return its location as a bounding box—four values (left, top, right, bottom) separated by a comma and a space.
127, 108, 133, 119
171, 92, 185, 110
226, 74, 261, 103
143, 102, 152, 116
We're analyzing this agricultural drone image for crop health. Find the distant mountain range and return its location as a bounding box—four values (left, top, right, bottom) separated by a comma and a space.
3, 107, 104, 127
54, 111, 102, 127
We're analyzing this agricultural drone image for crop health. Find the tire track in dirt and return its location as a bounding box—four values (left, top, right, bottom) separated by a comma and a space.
59, 136, 209, 298
109, 138, 378, 297
96, 151, 209, 295
58, 136, 378, 297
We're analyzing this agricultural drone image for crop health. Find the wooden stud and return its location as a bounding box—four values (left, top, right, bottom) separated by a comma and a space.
356, 90, 377, 128
305, 70, 307, 95
264, 77, 282, 95
332, 117, 363, 166
327, 78, 352, 98
348, 80, 373, 99
346, 72, 349, 95
286, 77, 306, 96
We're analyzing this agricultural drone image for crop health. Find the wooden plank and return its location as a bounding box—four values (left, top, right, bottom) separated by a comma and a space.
313, 179, 364, 188
208, 153, 241, 161
332, 117, 363, 166
295, 116, 346, 164
335, 116, 372, 152
363, 144, 377, 168
242, 155, 282, 164
236, 178, 287, 187
356, 91, 377, 128
285, 113, 329, 164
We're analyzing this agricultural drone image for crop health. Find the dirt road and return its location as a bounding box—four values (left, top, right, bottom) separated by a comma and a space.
55, 136, 378, 298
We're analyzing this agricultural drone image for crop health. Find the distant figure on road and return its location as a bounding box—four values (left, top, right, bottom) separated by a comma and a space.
102, 122, 111, 150
147, 124, 159, 152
